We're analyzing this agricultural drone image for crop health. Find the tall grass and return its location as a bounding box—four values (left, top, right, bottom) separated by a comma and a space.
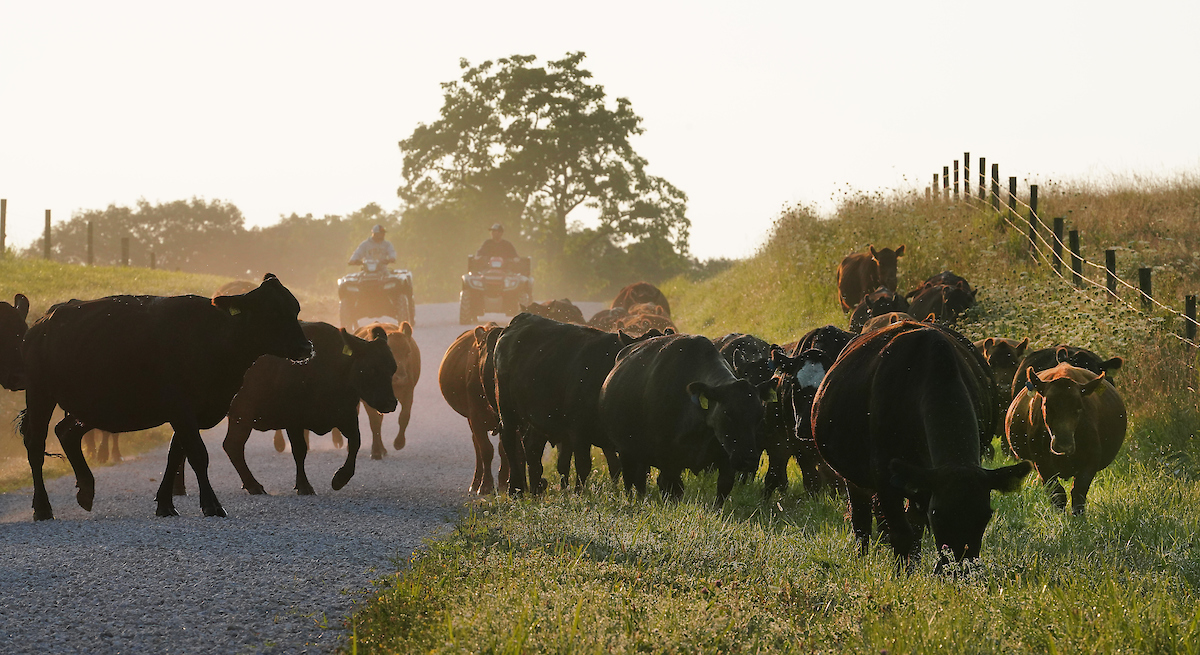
345, 175, 1200, 653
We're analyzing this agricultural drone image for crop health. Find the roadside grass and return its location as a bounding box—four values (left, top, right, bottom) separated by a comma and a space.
345, 176, 1200, 653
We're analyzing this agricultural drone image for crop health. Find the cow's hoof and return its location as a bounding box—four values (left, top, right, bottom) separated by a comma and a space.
393, 434, 406, 451
244, 485, 267, 495
203, 504, 227, 518
273, 432, 286, 453
371, 448, 385, 460
76, 488, 94, 512
1071, 506, 1086, 517
156, 505, 179, 517
296, 485, 316, 496
333, 435, 344, 449
331, 468, 354, 491
33, 506, 54, 521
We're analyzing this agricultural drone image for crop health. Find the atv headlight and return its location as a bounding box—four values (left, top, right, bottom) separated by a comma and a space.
468, 278, 485, 290
343, 285, 359, 293
383, 282, 396, 289
503, 277, 520, 291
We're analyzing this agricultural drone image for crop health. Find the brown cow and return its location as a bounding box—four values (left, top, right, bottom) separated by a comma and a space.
611, 282, 671, 317
521, 299, 586, 324
835, 245, 904, 313
353, 321, 420, 458
439, 323, 507, 495
1006, 363, 1126, 515
587, 307, 628, 331
973, 337, 1030, 439
616, 311, 677, 336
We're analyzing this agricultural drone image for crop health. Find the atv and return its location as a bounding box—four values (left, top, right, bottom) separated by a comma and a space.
459, 256, 532, 324
338, 259, 415, 330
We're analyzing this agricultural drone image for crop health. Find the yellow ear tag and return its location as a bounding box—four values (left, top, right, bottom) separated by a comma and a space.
768, 388, 779, 403
1094, 384, 1106, 397
342, 344, 353, 356
228, 307, 241, 316
699, 394, 710, 410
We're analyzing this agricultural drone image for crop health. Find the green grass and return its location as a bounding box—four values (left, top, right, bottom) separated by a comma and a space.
344, 178, 1200, 653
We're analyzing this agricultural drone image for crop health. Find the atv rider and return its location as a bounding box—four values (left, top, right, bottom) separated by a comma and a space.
476, 223, 518, 261
349, 224, 397, 267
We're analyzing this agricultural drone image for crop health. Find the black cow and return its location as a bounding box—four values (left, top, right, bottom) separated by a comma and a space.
222, 322, 397, 495
19, 274, 311, 520
907, 283, 976, 326
492, 313, 637, 494
812, 321, 1030, 573
599, 334, 768, 507
713, 333, 784, 482
1009, 345, 1123, 400
849, 287, 910, 333
0, 294, 30, 391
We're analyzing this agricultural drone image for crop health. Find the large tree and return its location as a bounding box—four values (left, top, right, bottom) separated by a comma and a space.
398, 52, 690, 270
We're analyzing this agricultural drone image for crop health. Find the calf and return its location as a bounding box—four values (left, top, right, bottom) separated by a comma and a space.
439, 323, 507, 495
611, 281, 671, 317
600, 334, 767, 506
849, 287, 910, 333
0, 293, 30, 391
812, 322, 1030, 573
19, 274, 312, 520
1006, 363, 1126, 515
521, 299, 586, 324
223, 322, 397, 495
354, 321, 420, 458
836, 245, 904, 313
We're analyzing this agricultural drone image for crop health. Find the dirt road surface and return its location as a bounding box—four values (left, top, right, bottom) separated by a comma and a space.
0, 301, 598, 654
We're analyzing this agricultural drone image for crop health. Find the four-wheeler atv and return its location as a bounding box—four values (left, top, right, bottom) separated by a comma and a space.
459, 256, 533, 324
338, 259, 415, 330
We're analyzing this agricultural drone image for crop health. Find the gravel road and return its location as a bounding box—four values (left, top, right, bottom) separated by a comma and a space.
0, 301, 596, 654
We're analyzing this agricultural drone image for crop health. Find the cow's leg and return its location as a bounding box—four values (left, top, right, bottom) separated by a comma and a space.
223, 420, 267, 495
469, 420, 495, 495
22, 389, 57, 521
498, 419, 526, 495
172, 458, 187, 496
332, 427, 343, 449
556, 441, 573, 491
155, 435, 187, 516
109, 433, 123, 463
525, 432, 549, 495
619, 452, 649, 498
572, 440, 593, 491
657, 467, 685, 501
56, 418, 95, 512
601, 448, 621, 483
876, 489, 918, 574
715, 463, 735, 508
367, 404, 386, 460
393, 385, 413, 451
762, 451, 789, 499
331, 422, 361, 491
96, 431, 110, 464
288, 428, 316, 495
1069, 471, 1095, 516
174, 421, 225, 517
1043, 473, 1067, 511
83, 431, 97, 459
496, 433, 511, 494
273, 429, 286, 453
847, 484, 874, 557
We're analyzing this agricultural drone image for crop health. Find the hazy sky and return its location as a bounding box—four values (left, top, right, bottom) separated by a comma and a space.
2, 1, 1197, 260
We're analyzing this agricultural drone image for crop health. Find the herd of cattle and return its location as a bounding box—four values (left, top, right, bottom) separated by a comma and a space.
0, 253, 1129, 573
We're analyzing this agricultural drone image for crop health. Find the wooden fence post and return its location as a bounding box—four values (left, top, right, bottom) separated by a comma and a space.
978, 156, 986, 200
1052, 217, 1065, 273
1105, 249, 1117, 297
121, 237, 130, 267
1069, 230, 1082, 287
933, 173, 939, 200
1028, 184, 1039, 257
1187, 295, 1197, 340
963, 153, 970, 201
1007, 177, 1017, 221
1139, 268, 1152, 309
991, 163, 1000, 212
953, 160, 959, 198
0, 199, 6, 258
44, 210, 51, 260
87, 221, 94, 266
943, 166, 949, 200
925, 187, 931, 201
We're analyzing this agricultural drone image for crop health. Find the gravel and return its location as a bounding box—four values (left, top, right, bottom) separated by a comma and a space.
0, 301, 593, 654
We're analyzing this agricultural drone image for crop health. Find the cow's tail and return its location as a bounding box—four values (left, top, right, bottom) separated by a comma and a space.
12, 408, 25, 437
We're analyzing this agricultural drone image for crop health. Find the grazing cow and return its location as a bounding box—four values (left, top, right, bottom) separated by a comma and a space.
223, 322, 397, 495
439, 323, 508, 495
0, 294, 31, 391
600, 334, 768, 506
611, 281, 671, 317
587, 307, 628, 331
862, 311, 915, 333
907, 282, 976, 326
1006, 363, 1126, 515
905, 271, 974, 300
19, 274, 312, 520
493, 313, 640, 494
1009, 346, 1123, 400
812, 322, 1030, 572
836, 245, 905, 313
521, 299, 586, 324
849, 287, 910, 333
973, 337, 1030, 438
354, 321, 420, 458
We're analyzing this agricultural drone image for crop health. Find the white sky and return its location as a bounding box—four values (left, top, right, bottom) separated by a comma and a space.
1, 1, 1197, 261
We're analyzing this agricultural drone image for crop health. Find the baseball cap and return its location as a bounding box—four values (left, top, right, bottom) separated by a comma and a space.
490, 223, 504, 231
372, 224, 386, 234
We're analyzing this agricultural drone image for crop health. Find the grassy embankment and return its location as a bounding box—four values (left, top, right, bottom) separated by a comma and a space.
0, 258, 232, 492
345, 176, 1200, 653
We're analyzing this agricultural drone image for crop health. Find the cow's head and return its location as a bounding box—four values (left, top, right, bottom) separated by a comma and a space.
0, 294, 30, 391
213, 274, 312, 362
1025, 366, 1106, 456
771, 347, 829, 434
342, 326, 399, 414
386, 322, 416, 393
867, 288, 909, 315
979, 337, 1029, 396
869, 244, 905, 291
890, 459, 1031, 571
686, 378, 766, 472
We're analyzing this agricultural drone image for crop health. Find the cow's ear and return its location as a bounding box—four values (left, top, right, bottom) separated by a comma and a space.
1080, 372, 1106, 397
212, 294, 244, 316
1054, 346, 1070, 363
984, 461, 1032, 493
663, 327, 676, 335
370, 325, 388, 341
1015, 338, 1029, 358
1024, 367, 1045, 394
923, 313, 937, 323
400, 322, 413, 337
13, 294, 29, 321
983, 337, 995, 351
686, 381, 712, 410
869, 245, 878, 258
1102, 356, 1124, 372
889, 459, 934, 495
473, 326, 488, 345
895, 245, 905, 257
261, 273, 278, 284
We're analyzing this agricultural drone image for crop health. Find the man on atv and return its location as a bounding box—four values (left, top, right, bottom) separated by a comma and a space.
475, 223, 518, 260
349, 224, 397, 267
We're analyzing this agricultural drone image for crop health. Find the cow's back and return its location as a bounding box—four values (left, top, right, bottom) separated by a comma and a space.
836, 253, 879, 312
439, 329, 477, 418
611, 282, 671, 317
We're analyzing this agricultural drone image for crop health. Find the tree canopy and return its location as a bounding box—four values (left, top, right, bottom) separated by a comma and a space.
398, 52, 690, 292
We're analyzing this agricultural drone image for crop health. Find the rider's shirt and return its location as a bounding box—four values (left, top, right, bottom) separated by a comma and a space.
476, 238, 518, 260
350, 238, 397, 264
